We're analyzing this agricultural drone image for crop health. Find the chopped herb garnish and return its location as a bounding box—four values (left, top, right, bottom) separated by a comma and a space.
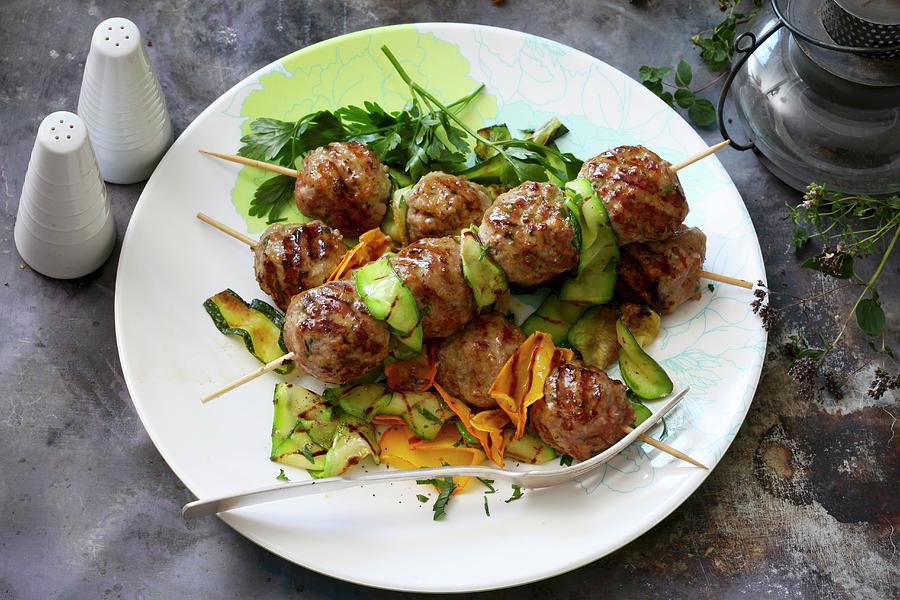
417, 406, 443, 424
301, 444, 315, 464
416, 477, 457, 520
559, 455, 573, 467
707, 283, 715, 292
483, 495, 491, 517
454, 419, 480, 446
452, 437, 465, 447
416, 494, 429, 503
276, 469, 289, 481
505, 484, 525, 503
477, 477, 497, 494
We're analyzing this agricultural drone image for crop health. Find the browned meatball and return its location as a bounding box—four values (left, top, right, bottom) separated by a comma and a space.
294, 141, 391, 236
404, 172, 493, 242
531, 362, 633, 461
579, 145, 688, 245
478, 181, 578, 286
388, 237, 475, 338
253, 221, 346, 311
282, 280, 389, 384
616, 225, 707, 314
435, 313, 526, 408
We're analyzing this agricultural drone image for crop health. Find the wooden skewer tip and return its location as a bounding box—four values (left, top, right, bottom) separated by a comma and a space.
201, 352, 295, 404
671, 139, 731, 173
196, 212, 258, 248
199, 149, 299, 179
623, 425, 708, 469
698, 269, 754, 290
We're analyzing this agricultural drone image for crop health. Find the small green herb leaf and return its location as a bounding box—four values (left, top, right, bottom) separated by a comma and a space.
856, 296, 885, 337
688, 99, 716, 127
416, 494, 429, 503
417, 477, 458, 520
483, 495, 491, 517
674, 88, 695, 109
675, 59, 692, 88
248, 174, 295, 224
801, 251, 854, 279
505, 484, 525, 503
477, 477, 497, 494
276, 469, 289, 481
559, 454, 573, 467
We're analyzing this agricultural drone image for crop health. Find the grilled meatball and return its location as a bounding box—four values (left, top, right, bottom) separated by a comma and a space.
294, 141, 391, 236
616, 225, 707, 314
579, 145, 688, 245
389, 237, 475, 338
478, 181, 578, 286
405, 172, 493, 242
253, 221, 345, 310
436, 313, 526, 408
282, 280, 389, 384
531, 362, 633, 461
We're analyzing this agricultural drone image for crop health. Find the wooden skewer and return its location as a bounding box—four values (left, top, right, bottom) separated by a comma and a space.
201, 352, 295, 403
200, 149, 300, 178
670, 139, 731, 172
197, 212, 258, 247
622, 425, 708, 469
698, 269, 754, 290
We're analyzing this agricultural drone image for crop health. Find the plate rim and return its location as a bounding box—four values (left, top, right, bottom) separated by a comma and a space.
114, 21, 768, 593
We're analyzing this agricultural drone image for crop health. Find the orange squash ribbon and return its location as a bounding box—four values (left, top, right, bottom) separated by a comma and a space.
384, 341, 437, 392
326, 228, 392, 282
434, 383, 506, 467
489, 332, 574, 440
380, 423, 486, 492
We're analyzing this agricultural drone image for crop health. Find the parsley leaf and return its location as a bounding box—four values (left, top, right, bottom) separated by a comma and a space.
276, 469, 289, 481
483, 495, 491, 517
248, 174, 294, 224
559, 455, 573, 467
505, 484, 525, 503
416, 494, 429, 503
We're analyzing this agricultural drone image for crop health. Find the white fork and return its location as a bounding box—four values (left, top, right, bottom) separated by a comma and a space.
182, 388, 690, 519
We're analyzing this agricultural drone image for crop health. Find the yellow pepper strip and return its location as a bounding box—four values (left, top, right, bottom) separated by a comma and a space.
434, 383, 506, 467
489, 332, 574, 440
469, 409, 510, 434
327, 228, 392, 282
379, 424, 485, 492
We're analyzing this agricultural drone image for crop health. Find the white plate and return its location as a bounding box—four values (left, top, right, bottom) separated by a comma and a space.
115, 24, 767, 593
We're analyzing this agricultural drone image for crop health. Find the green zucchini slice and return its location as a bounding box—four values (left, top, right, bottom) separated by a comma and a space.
271, 382, 333, 458
318, 413, 380, 478
355, 256, 422, 351
336, 383, 392, 420
520, 293, 589, 345
460, 226, 508, 309
559, 257, 618, 304
381, 185, 411, 245
616, 319, 673, 400
504, 431, 557, 464
204, 289, 293, 374
380, 391, 453, 440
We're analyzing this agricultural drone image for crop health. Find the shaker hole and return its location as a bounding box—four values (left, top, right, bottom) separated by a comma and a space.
69, 124, 74, 129
115, 43, 119, 47
66, 135, 71, 139
54, 136, 59, 140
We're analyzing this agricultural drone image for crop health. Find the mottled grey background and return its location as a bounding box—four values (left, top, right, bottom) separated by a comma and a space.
1, 1, 897, 598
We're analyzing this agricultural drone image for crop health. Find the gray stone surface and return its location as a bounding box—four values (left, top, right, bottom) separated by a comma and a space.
1, 1, 897, 598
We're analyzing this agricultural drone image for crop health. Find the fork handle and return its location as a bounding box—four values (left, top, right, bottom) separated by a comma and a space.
182, 465, 499, 519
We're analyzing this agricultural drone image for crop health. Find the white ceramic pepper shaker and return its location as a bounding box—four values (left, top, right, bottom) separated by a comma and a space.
14, 111, 116, 279
77, 17, 173, 184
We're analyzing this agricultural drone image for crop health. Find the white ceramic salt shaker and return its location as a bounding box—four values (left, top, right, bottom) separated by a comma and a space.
14, 111, 116, 279
77, 17, 173, 184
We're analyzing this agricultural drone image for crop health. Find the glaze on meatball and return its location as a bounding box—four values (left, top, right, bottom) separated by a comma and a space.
404, 172, 492, 242
477, 181, 578, 286
531, 362, 633, 461
579, 145, 688, 245
616, 225, 707, 314
294, 141, 391, 236
436, 313, 526, 408
282, 280, 389, 384
253, 221, 345, 310
388, 237, 475, 338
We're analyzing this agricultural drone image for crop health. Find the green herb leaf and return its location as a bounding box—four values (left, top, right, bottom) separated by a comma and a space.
483, 495, 491, 517
505, 484, 525, 503
674, 88, 695, 109
416, 494, 429, 503
675, 59, 692, 88
238, 118, 296, 162
477, 477, 497, 494
416, 477, 458, 520
248, 174, 295, 224
856, 295, 885, 337
688, 99, 716, 127
417, 406, 443, 424
276, 469, 289, 481
559, 454, 573, 467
